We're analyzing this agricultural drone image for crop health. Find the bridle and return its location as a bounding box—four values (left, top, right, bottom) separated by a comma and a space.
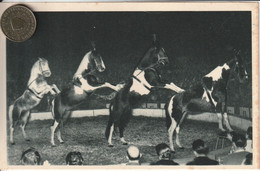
39, 60, 50, 76
131, 48, 168, 91
134, 48, 168, 77
233, 58, 249, 79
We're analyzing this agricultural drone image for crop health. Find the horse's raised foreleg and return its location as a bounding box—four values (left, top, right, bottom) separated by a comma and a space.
164, 82, 184, 93
51, 84, 61, 94
102, 82, 124, 92
20, 111, 31, 141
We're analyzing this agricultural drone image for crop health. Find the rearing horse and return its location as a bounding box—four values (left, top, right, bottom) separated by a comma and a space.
50, 44, 122, 146
9, 58, 60, 145
165, 50, 249, 151
105, 35, 184, 147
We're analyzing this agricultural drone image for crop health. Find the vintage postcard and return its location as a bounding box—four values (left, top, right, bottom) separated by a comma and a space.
0, 2, 258, 169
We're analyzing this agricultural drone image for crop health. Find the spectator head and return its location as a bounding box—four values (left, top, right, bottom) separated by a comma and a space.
66, 151, 84, 165
232, 133, 247, 148
192, 139, 209, 156
20, 147, 42, 165
246, 126, 252, 140
127, 145, 141, 161
155, 143, 171, 160
227, 131, 238, 141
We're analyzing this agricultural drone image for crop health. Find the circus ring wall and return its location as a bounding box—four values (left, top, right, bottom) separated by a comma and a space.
30, 103, 252, 131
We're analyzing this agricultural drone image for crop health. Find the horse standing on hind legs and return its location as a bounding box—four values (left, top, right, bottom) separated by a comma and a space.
105, 34, 184, 147
165, 50, 249, 152
9, 58, 60, 145
50, 42, 123, 146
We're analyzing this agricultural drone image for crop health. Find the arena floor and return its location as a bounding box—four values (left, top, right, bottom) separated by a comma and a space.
7, 115, 237, 165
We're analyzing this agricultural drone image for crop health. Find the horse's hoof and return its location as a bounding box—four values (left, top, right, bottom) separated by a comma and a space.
26, 139, 31, 142
51, 144, 57, 147
108, 144, 114, 147
179, 147, 185, 150
122, 142, 128, 145
11, 142, 15, 145
60, 141, 64, 144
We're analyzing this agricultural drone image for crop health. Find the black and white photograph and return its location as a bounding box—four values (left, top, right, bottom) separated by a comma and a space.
0, 2, 258, 168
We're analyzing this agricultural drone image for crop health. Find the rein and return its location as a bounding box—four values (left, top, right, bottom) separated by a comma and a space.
27, 88, 42, 99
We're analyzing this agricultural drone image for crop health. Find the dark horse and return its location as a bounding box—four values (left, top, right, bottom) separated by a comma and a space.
50, 44, 122, 146
105, 35, 184, 147
165, 50, 249, 151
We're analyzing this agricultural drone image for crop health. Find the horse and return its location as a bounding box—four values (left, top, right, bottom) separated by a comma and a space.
105, 35, 184, 147
50, 45, 122, 146
165, 50, 249, 152
9, 57, 60, 145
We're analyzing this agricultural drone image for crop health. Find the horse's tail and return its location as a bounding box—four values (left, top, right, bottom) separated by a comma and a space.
165, 95, 183, 129
105, 104, 114, 140
166, 94, 183, 130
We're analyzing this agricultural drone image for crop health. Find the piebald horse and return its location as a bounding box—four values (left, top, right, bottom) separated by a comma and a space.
9, 58, 60, 145
50, 45, 122, 146
165, 50, 249, 151
105, 35, 184, 147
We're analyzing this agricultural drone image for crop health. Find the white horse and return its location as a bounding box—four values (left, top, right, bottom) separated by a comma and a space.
9, 57, 60, 145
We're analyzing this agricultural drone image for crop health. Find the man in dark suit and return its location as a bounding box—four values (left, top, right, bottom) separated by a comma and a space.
186, 139, 219, 165
151, 143, 179, 165
221, 133, 250, 165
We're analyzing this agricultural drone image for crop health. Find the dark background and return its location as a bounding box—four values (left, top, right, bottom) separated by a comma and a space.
7, 12, 252, 112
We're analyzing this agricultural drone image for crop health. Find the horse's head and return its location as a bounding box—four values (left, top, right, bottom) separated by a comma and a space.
89, 42, 105, 73
233, 49, 249, 83
37, 57, 51, 77
138, 43, 169, 70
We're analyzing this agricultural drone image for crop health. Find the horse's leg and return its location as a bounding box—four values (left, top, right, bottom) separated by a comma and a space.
8, 105, 15, 145
223, 113, 233, 131
50, 120, 59, 146
119, 125, 128, 145
168, 118, 177, 152
56, 110, 71, 144
216, 113, 225, 132
56, 126, 64, 144
108, 124, 115, 147
20, 110, 31, 141
216, 103, 225, 132
222, 102, 233, 131
175, 111, 187, 149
